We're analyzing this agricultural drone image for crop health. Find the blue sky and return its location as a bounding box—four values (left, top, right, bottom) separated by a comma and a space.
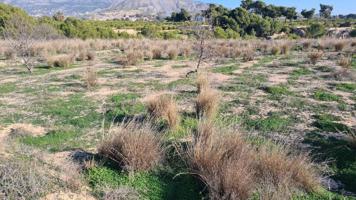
200, 0, 356, 15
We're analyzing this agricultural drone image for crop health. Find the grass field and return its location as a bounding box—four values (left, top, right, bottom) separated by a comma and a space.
0, 38, 355, 199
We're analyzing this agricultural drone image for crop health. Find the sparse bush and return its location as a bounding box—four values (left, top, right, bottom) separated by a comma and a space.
308, 51, 323, 65
77, 51, 95, 61
85, 67, 98, 89
146, 94, 180, 128
180, 47, 192, 58
98, 121, 163, 172
196, 88, 219, 120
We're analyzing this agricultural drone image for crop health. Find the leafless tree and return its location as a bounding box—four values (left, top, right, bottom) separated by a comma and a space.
2, 14, 37, 73
185, 16, 214, 77
2, 14, 59, 73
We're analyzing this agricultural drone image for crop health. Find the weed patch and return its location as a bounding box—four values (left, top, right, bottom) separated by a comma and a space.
313, 90, 341, 102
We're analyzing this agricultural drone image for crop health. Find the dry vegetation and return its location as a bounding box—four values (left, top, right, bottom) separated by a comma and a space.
98, 121, 163, 172
0, 37, 355, 199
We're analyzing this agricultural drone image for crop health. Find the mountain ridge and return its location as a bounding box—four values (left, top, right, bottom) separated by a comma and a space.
0, 0, 208, 20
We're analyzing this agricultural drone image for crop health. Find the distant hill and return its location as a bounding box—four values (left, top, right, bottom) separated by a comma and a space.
0, 0, 208, 20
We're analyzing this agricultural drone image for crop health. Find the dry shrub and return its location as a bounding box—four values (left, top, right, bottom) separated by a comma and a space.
85, 67, 98, 89
242, 48, 255, 62
308, 51, 323, 65
152, 48, 163, 59
0, 158, 53, 200
337, 56, 352, 69
184, 122, 320, 200
334, 41, 346, 52
98, 121, 163, 172
186, 122, 256, 200
344, 131, 356, 149
167, 48, 178, 60
196, 88, 219, 120
196, 72, 209, 94
280, 43, 291, 55
146, 94, 180, 128
256, 147, 319, 199
47, 55, 73, 68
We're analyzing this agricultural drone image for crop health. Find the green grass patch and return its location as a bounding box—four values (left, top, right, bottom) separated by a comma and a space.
336, 83, 356, 93
168, 115, 198, 139
0, 82, 16, 94
304, 132, 356, 193
313, 89, 341, 102
244, 113, 292, 133
41, 94, 101, 128
19, 130, 81, 152
166, 78, 194, 89
106, 93, 145, 122
86, 167, 203, 200
212, 64, 239, 75
264, 85, 293, 97
313, 114, 351, 133
290, 68, 312, 79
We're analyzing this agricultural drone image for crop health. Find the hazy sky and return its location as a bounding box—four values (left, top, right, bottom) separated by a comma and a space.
200, 0, 356, 15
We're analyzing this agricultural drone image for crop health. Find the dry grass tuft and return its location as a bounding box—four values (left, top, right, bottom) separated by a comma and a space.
196, 88, 220, 120
152, 48, 163, 59
184, 122, 320, 200
116, 51, 143, 67
337, 56, 352, 69
308, 51, 323, 65
256, 147, 320, 199
146, 94, 180, 129
98, 121, 163, 172
280, 43, 292, 55
167, 48, 178, 60
85, 67, 98, 89
271, 46, 280, 55
47, 55, 74, 68
196, 72, 210, 94
242, 49, 255, 62
186, 121, 256, 200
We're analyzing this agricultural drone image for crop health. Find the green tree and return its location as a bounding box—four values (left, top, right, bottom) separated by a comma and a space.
307, 23, 326, 38
283, 7, 298, 20
240, 0, 253, 10
301, 9, 315, 19
320, 4, 333, 18
168, 9, 191, 22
